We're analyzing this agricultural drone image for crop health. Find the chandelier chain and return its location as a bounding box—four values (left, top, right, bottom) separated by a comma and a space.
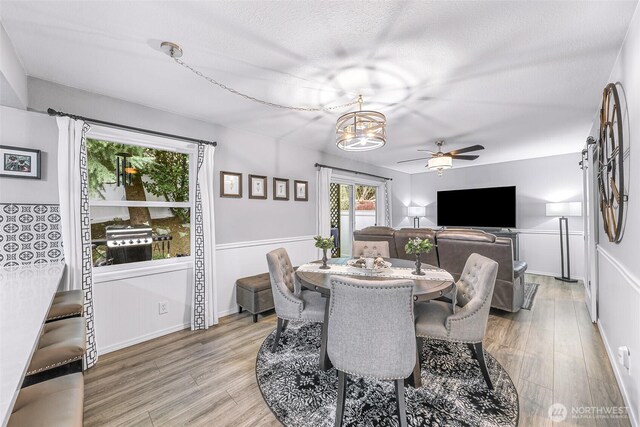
172, 58, 359, 112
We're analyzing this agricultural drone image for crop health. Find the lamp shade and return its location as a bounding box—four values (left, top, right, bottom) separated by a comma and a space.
427, 156, 452, 170
545, 202, 582, 217
408, 206, 426, 217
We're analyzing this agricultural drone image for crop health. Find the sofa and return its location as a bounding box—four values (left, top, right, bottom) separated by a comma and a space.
353, 226, 527, 312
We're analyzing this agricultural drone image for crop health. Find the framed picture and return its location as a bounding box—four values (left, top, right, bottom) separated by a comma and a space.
273, 178, 289, 201
220, 171, 242, 198
249, 174, 267, 199
0, 145, 41, 179
294, 180, 308, 201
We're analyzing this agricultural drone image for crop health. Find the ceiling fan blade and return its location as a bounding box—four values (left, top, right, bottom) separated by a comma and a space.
397, 157, 430, 164
446, 144, 485, 156
416, 149, 437, 153
451, 155, 480, 160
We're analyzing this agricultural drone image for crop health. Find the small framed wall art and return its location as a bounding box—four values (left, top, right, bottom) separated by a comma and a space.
220, 171, 243, 198
0, 145, 41, 179
249, 174, 268, 199
273, 177, 289, 201
294, 180, 308, 201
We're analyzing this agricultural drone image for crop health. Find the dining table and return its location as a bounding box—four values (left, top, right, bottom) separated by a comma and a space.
295, 257, 455, 387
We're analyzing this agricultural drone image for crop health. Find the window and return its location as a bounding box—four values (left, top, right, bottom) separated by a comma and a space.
86, 127, 195, 268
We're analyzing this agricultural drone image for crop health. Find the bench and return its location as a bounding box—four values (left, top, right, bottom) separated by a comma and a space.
236, 273, 274, 323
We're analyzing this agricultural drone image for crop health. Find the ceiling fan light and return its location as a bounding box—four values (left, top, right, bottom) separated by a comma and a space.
427, 156, 452, 170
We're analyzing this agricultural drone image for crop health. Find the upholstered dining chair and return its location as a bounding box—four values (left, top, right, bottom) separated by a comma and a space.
414, 253, 498, 389
351, 240, 390, 258
266, 248, 326, 352
328, 276, 416, 427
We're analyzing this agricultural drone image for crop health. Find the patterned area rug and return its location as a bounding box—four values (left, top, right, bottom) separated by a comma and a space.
522, 282, 540, 310
256, 323, 518, 427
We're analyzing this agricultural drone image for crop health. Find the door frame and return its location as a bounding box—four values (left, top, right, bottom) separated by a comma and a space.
583, 142, 599, 322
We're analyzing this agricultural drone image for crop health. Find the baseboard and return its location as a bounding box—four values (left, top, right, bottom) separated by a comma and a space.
598, 320, 638, 427
525, 269, 584, 282
98, 322, 190, 355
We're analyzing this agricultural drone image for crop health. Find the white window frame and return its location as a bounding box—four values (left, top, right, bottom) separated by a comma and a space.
85, 125, 197, 277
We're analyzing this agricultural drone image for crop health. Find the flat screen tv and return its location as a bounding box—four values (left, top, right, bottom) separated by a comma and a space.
437, 186, 516, 228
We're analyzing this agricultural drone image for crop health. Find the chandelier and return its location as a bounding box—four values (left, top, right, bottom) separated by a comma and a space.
335, 95, 386, 152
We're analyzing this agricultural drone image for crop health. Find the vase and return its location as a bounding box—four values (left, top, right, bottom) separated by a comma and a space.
413, 253, 425, 276
320, 249, 330, 269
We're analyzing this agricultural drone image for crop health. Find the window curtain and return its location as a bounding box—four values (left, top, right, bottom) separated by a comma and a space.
192, 143, 218, 329
56, 117, 98, 369
383, 180, 393, 227
317, 167, 332, 239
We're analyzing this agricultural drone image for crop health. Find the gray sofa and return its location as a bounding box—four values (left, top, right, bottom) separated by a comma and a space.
353, 227, 527, 312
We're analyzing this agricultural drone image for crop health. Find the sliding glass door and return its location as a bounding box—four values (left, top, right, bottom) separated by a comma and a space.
330, 180, 379, 258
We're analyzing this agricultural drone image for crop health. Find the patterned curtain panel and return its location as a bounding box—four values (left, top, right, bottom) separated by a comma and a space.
384, 181, 393, 227
56, 117, 98, 369
192, 143, 218, 330
317, 167, 332, 237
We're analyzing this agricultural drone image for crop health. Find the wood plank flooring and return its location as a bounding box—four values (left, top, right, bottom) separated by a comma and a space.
83, 275, 631, 426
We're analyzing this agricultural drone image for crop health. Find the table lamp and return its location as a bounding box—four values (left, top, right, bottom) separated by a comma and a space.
408, 206, 426, 228
545, 202, 582, 282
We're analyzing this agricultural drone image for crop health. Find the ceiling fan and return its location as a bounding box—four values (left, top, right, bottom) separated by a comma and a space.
397, 140, 485, 175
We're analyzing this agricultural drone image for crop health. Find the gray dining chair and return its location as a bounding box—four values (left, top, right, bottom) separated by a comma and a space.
266, 248, 326, 352
351, 240, 390, 258
414, 253, 498, 389
328, 276, 416, 427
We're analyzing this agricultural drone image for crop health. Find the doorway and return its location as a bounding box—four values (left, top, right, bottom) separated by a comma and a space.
330, 182, 379, 258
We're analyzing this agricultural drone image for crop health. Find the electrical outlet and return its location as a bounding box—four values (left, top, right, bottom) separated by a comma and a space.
617, 346, 630, 372
158, 301, 168, 315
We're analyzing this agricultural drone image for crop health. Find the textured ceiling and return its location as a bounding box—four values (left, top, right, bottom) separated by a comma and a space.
1, 1, 637, 173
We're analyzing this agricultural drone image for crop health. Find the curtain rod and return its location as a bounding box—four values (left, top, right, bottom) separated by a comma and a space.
314, 163, 392, 181
46, 108, 217, 147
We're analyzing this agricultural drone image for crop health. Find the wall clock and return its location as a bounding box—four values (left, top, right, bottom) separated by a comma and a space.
597, 83, 626, 243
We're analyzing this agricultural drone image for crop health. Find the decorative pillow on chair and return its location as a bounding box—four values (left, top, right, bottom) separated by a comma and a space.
352, 241, 390, 258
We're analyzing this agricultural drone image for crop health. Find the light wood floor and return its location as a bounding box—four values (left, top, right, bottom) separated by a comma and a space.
84, 275, 630, 426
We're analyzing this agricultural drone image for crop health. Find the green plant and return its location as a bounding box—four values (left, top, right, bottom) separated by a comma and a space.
404, 237, 433, 255
314, 235, 335, 250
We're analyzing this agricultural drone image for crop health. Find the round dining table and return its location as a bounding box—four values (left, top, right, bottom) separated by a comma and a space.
295, 257, 455, 387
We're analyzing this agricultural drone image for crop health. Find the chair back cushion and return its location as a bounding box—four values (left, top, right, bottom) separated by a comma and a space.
327, 276, 416, 380
394, 228, 438, 265
266, 248, 296, 294
446, 253, 499, 342
352, 227, 398, 257
352, 241, 390, 258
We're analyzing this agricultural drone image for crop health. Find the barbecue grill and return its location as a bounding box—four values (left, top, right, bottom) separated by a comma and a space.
106, 225, 153, 264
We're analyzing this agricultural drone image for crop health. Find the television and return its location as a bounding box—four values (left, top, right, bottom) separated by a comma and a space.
437, 186, 516, 228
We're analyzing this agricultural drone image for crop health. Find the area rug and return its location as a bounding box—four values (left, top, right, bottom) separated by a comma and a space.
522, 282, 540, 310
256, 323, 518, 427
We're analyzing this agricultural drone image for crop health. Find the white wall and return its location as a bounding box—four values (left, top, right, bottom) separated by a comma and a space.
0, 106, 58, 204
21, 77, 411, 352
410, 153, 585, 279
587, 6, 640, 425
0, 20, 27, 109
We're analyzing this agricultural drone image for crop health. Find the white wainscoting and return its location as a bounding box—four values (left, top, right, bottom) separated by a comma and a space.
93, 263, 193, 354
215, 235, 317, 317
596, 246, 640, 427
517, 229, 584, 280
93, 235, 317, 355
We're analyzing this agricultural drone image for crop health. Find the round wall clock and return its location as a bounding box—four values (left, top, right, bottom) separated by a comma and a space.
597, 83, 626, 243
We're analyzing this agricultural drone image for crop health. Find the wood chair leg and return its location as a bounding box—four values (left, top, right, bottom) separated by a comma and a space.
272, 317, 285, 353
395, 379, 408, 427
473, 342, 493, 390
282, 319, 289, 332
252, 313, 258, 323
335, 371, 348, 427
238, 306, 243, 313
467, 343, 477, 359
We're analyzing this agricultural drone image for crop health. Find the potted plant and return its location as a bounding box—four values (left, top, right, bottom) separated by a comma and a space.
314, 235, 335, 269
404, 237, 434, 276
